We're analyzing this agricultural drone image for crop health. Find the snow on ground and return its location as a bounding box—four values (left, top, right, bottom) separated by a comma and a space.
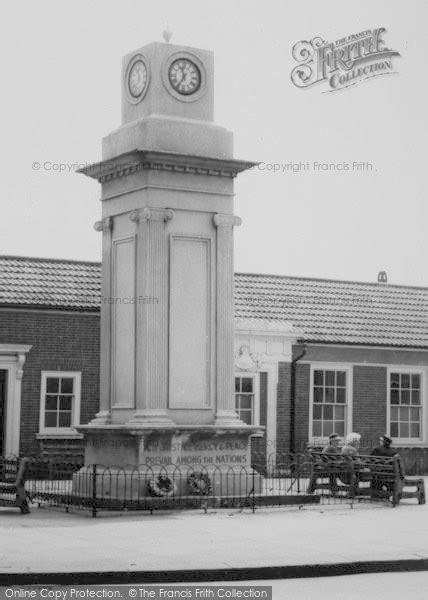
1, 487, 428, 574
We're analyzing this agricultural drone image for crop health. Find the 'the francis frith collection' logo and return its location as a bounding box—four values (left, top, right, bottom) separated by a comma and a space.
291, 28, 400, 92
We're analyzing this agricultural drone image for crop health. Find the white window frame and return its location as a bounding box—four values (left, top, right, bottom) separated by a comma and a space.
387, 366, 426, 445
234, 372, 260, 426
309, 363, 353, 444
39, 371, 82, 436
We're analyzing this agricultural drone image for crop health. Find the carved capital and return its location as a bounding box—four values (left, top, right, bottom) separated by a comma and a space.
130, 208, 174, 224
213, 213, 242, 228
94, 217, 112, 232
129, 210, 140, 223
143, 207, 175, 223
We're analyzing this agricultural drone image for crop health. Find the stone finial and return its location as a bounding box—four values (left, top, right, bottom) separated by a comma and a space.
162, 28, 173, 43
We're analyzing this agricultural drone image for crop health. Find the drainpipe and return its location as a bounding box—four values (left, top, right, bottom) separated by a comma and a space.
290, 344, 307, 456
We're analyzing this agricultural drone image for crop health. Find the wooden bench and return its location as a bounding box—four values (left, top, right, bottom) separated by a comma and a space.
0, 457, 31, 514
307, 451, 425, 507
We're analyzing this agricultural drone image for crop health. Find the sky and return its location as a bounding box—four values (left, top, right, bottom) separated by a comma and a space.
0, 0, 427, 286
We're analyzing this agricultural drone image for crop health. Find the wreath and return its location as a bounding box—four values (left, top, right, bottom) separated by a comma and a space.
147, 474, 176, 498
187, 472, 212, 496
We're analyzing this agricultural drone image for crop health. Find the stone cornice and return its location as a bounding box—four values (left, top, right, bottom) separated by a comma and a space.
234, 318, 303, 339
213, 213, 242, 228
77, 150, 258, 183
76, 423, 264, 435
0, 344, 33, 355
0, 344, 32, 381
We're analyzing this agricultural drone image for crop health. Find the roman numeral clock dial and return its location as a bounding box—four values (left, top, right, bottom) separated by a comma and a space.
125, 55, 150, 104
128, 60, 148, 97
124, 48, 208, 119
168, 59, 201, 95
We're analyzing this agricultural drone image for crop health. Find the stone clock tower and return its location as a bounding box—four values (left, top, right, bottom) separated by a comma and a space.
77, 40, 261, 484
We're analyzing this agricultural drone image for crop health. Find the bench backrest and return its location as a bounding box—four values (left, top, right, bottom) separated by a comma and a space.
0, 458, 19, 482
0, 457, 30, 485
309, 450, 402, 477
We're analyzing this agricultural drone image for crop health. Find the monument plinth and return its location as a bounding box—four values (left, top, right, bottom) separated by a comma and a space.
76, 40, 262, 494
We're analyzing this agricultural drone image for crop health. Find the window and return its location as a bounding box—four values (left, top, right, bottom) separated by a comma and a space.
235, 376, 257, 425
389, 371, 422, 440
39, 372, 81, 434
312, 368, 348, 438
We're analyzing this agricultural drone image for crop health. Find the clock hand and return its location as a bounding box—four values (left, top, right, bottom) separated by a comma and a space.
183, 67, 191, 85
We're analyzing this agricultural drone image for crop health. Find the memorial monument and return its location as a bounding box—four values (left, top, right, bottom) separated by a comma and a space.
76, 36, 262, 496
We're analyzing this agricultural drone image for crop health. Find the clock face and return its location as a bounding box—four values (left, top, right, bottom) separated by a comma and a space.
128, 60, 148, 98
168, 59, 201, 95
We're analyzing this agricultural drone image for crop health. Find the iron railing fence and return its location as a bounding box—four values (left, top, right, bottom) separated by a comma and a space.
0, 452, 409, 517
25, 456, 321, 517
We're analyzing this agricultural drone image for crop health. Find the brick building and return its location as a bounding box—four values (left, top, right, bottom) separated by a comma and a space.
1, 256, 427, 466
0, 257, 100, 459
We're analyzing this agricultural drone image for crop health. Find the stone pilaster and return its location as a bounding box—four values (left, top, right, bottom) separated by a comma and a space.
127, 207, 175, 426
213, 213, 243, 426
91, 217, 113, 424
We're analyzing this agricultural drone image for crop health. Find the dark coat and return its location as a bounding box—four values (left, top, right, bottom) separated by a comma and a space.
371, 445, 397, 457
322, 444, 340, 454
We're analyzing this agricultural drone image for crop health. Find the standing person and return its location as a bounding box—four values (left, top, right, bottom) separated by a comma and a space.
322, 433, 341, 495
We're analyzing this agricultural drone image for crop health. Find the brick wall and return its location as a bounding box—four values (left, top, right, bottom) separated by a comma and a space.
352, 365, 387, 447
251, 372, 267, 471
275, 361, 310, 457
276, 362, 291, 457
294, 363, 311, 452
0, 309, 100, 458
291, 363, 388, 451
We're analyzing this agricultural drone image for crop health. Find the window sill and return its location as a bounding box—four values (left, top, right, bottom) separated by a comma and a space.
36, 432, 84, 440
392, 441, 428, 448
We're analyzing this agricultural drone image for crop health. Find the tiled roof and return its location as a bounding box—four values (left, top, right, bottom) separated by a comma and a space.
235, 272, 428, 348
0, 256, 100, 312
0, 256, 427, 348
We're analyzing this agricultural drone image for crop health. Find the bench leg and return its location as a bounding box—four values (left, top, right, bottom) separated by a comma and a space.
329, 475, 339, 496
16, 487, 30, 514
307, 473, 317, 495
347, 472, 358, 499
392, 480, 402, 507
417, 480, 426, 505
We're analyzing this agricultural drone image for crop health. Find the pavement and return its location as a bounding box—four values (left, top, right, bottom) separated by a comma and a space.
201, 573, 428, 600
1, 480, 428, 584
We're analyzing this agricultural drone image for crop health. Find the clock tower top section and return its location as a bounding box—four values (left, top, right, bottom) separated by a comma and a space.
122, 41, 214, 124
102, 40, 232, 161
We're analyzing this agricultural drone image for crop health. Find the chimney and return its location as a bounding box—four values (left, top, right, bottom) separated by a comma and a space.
378, 271, 388, 284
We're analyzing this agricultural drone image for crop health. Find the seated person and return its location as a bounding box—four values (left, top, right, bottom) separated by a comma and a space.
322, 432, 341, 455
341, 432, 361, 456
371, 434, 396, 457
370, 435, 401, 495
339, 432, 361, 487
322, 432, 341, 494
